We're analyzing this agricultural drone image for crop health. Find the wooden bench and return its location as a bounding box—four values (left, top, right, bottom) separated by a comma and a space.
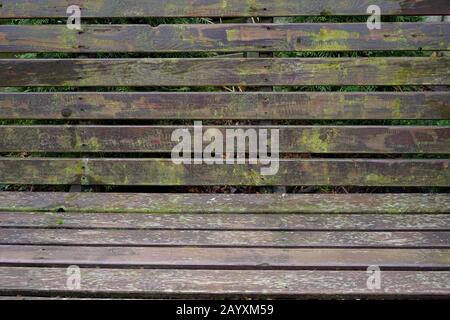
0, 0, 449, 298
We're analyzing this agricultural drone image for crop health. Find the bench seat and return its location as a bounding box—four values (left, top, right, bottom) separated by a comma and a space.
0, 0, 449, 299
0, 192, 449, 298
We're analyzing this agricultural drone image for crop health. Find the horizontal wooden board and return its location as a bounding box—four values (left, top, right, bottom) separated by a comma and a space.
1, 0, 449, 18
1, 192, 449, 214
1, 246, 448, 269
2, 212, 449, 230
0, 267, 450, 298
1, 228, 449, 248
0, 267, 448, 297
1, 92, 449, 120
1, 58, 449, 87
1, 125, 449, 154
1, 23, 448, 52
0, 158, 448, 186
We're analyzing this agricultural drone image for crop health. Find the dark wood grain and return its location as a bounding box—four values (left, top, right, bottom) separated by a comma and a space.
1, 125, 448, 154
0, 158, 448, 186
1, 58, 448, 87
1, 192, 448, 214
1, 92, 449, 120
1, 23, 448, 52
1, 0, 449, 18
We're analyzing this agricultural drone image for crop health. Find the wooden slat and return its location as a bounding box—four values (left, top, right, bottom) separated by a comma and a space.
0, 267, 450, 298
2, 212, 449, 230
1, 92, 449, 120
0, 159, 448, 186
1, 0, 448, 18
1, 23, 448, 53
0, 297, 55, 300
0, 267, 448, 297
1, 125, 449, 154
0, 246, 448, 269
1, 228, 449, 248
1, 192, 449, 214
1, 57, 448, 87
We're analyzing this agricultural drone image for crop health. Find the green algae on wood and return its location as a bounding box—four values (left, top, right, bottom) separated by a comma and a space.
0, 92, 448, 120
1, 0, 449, 18
1, 126, 449, 154
0, 158, 449, 187
2, 57, 449, 87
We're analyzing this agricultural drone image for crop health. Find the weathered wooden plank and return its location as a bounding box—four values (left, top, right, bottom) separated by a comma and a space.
0, 297, 57, 300
1, 228, 449, 247
1, 246, 448, 269
2, 212, 449, 230
1, 0, 448, 18
1, 192, 448, 214
0, 159, 448, 186
0, 267, 448, 297
1, 125, 449, 154
1, 23, 448, 53
2, 92, 448, 120
1, 58, 448, 87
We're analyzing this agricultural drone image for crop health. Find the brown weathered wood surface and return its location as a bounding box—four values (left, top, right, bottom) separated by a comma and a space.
2, 212, 449, 230
1, 193, 448, 213
1, 58, 448, 87
0, 246, 448, 269
0, 267, 448, 298
0, 1, 449, 300
2, 228, 449, 248
1, 0, 449, 18
0, 159, 448, 186
1, 92, 449, 120
1, 23, 448, 52
1, 125, 448, 154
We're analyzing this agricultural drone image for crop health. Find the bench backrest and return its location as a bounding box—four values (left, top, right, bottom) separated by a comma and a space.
0, 0, 449, 189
